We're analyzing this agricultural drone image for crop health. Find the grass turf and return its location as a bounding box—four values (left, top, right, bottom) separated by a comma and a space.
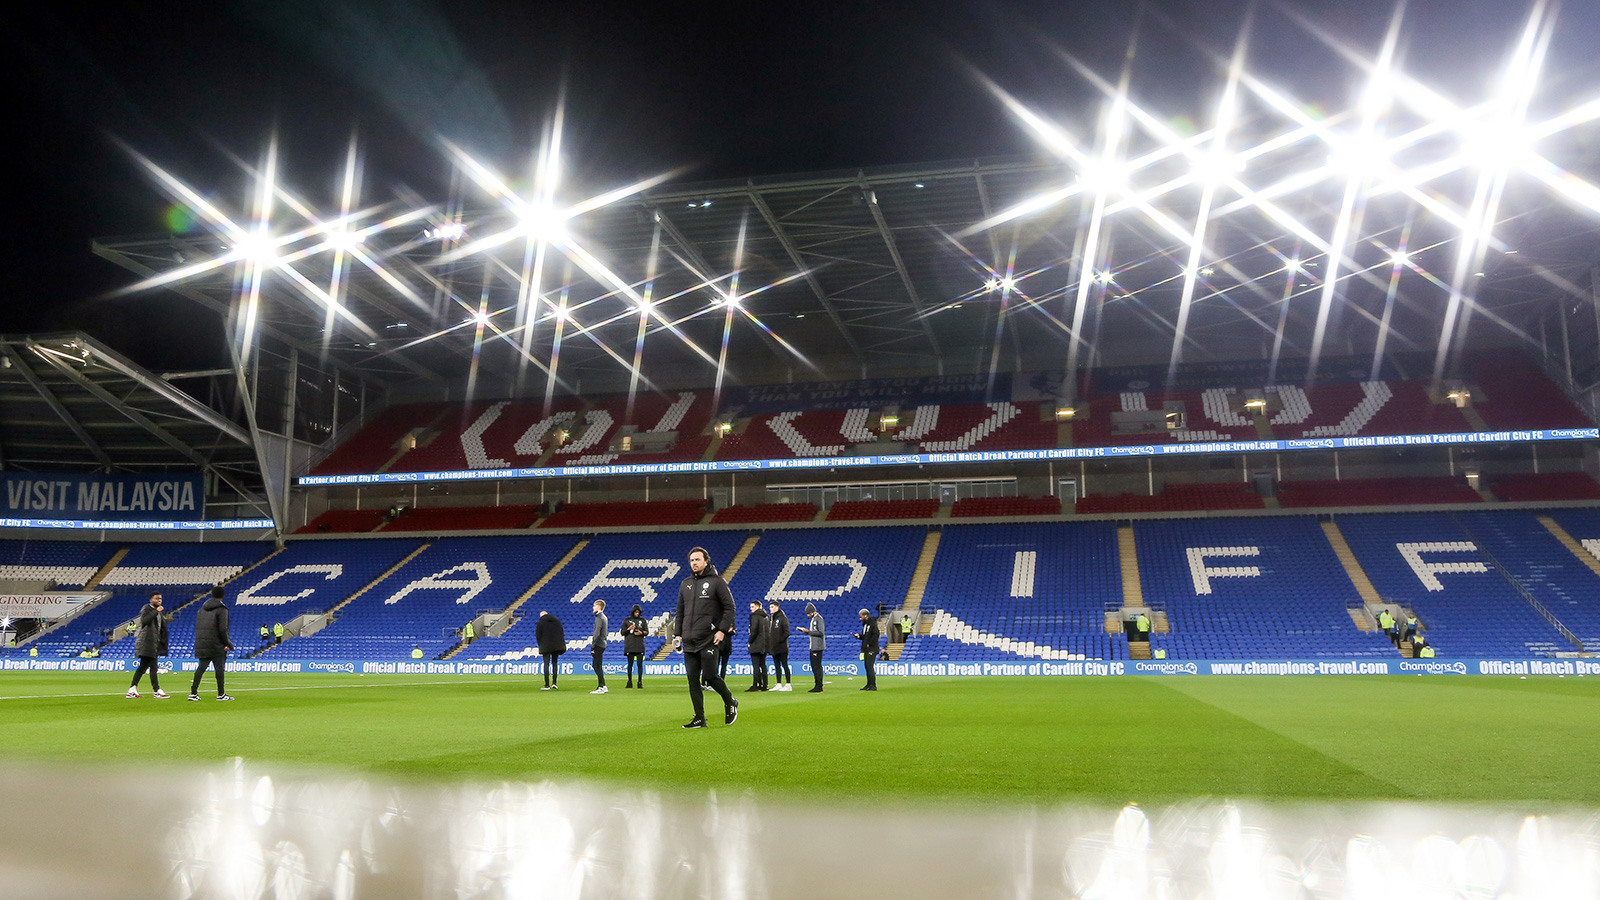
2, 671, 1597, 806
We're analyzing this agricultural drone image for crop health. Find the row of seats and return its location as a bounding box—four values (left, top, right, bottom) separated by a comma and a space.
1485, 472, 1600, 503
826, 499, 940, 521
539, 500, 707, 529
709, 503, 820, 524
1277, 477, 1482, 508
1076, 482, 1264, 515
949, 496, 1062, 518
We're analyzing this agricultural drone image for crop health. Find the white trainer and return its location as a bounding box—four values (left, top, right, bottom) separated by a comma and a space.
591, 686, 609, 694
153, 690, 170, 699
125, 688, 140, 699
186, 694, 200, 701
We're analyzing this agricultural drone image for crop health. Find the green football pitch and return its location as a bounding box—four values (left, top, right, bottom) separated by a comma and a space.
3, 671, 1597, 806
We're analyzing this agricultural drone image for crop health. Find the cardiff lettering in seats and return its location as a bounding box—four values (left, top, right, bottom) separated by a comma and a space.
764, 555, 868, 601
384, 562, 492, 605
1396, 542, 1489, 591
570, 559, 682, 605
1185, 547, 1262, 594
235, 564, 344, 605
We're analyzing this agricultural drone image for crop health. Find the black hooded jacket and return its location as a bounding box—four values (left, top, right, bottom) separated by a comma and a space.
747, 608, 770, 653
621, 614, 648, 655
767, 608, 791, 656
192, 596, 232, 658
535, 613, 566, 656
675, 563, 735, 654
133, 602, 168, 658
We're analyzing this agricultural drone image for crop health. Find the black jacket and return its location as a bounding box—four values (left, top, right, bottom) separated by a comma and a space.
747, 609, 769, 653
133, 603, 168, 658
768, 609, 791, 656
674, 564, 736, 654
192, 596, 231, 658
855, 618, 880, 655
535, 613, 566, 656
621, 615, 648, 655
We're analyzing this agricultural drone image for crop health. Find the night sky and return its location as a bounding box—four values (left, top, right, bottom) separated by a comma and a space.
1, 0, 1589, 370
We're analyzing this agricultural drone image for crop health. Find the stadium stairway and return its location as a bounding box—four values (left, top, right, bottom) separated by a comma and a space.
84, 548, 130, 589
722, 534, 761, 583
1321, 521, 1383, 610
886, 530, 940, 659
256, 542, 432, 658
1117, 526, 1144, 607
434, 539, 590, 661
1539, 516, 1600, 579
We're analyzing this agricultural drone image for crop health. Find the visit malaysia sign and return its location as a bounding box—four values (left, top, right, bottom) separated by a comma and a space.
1, 472, 205, 522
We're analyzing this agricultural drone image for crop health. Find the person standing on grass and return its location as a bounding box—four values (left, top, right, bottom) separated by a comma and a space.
716, 615, 736, 683
536, 610, 566, 690
746, 600, 770, 693
768, 601, 792, 691
189, 586, 234, 701
674, 546, 738, 729
853, 608, 880, 691
126, 591, 170, 699
622, 604, 647, 688
798, 602, 826, 692
590, 599, 609, 695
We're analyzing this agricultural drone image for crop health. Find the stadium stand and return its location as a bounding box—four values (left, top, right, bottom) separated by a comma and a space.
538, 500, 706, 529
905, 522, 1126, 661
1270, 381, 1473, 438
1276, 477, 1482, 508
384, 505, 542, 532
169, 539, 425, 656
0, 539, 119, 586
1465, 353, 1592, 430
1077, 482, 1265, 515
308, 403, 446, 476
825, 499, 940, 521
1454, 511, 1600, 650
29, 541, 275, 658
1336, 512, 1567, 656
296, 508, 387, 534
709, 502, 820, 524
1483, 472, 1600, 503
726, 526, 928, 660
949, 496, 1062, 518
291, 534, 581, 659
1132, 517, 1394, 659
541, 391, 713, 466
458, 531, 748, 660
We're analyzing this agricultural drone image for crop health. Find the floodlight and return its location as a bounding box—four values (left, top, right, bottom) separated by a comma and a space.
1000, 276, 1017, 291
701, 200, 712, 208
1199, 266, 1215, 277
473, 311, 491, 326
1094, 270, 1115, 285
552, 305, 568, 321
913, 182, 925, 189
985, 278, 1000, 292
1390, 250, 1411, 266
721, 293, 741, 308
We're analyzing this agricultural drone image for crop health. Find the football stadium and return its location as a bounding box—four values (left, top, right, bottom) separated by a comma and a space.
6, 1, 1600, 896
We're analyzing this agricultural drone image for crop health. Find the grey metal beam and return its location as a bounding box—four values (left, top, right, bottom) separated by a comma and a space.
860, 183, 941, 357
650, 208, 793, 365
0, 344, 114, 470
75, 335, 254, 447
26, 341, 273, 519
747, 187, 866, 362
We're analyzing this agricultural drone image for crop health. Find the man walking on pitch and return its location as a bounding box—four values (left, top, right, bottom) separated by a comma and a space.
768, 601, 792, 691
746, 600, 769, 692
590, 599, 609, 694
674, 546, 738, 728
189, 586, 234, 701
853, 608, 880, 691
798, 602, 826, 692
126, 591, 170, 699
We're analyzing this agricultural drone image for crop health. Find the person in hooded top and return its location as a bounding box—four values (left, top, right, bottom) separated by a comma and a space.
126, 591, 169, 699
622, 604, 648, 688
745, 600, 770, 693
189, 585, 234, 701
536, 610, 566, 690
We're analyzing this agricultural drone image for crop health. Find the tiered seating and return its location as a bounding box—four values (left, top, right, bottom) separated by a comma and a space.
296, 509, 387, 534
0, 539, 118, 586
293, 534, 580, 659
1076, 482, 1264, 515
825, 499, 940, 521
538, 500, 706, 529
385, 505, 542, 532
309, 403, 444, 476
950, 496, 1062, 518
1338, 512, 1565, 656
717, 409, 855, 460
905, 522, 1125, 661
898, 402, 1058, 452
1277, 477, 1481, 508
727, 526, 927, 660
1069, 389, 1261, 447
458, 531, 749, 660
1485, 472, 1600, 503
30, 541, 274, 657
1272, 382, 1472, 438
1467, 353, 1592, 430
709, 503, 820, 524
1134, 517, 1392, 659
168, 539, 424, 656
543, 392, 713, 466
1454, 511, 1600, 651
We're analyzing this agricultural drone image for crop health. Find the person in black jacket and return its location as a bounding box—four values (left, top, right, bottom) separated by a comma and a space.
853, 608, 880, 691
535, 610, 566, 690
745, 601, 770, 693
715, 615, 736, 684
767, 601, 792, 691
673, 546, 738, 728
622, 604, 647, 689
126, 592, 169, 699
189, 586, 234, 701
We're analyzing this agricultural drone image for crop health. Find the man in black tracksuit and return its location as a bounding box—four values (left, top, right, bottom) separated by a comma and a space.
745, 600, 769, 692
853, 607, 880, 691
674, 546, 738, 728
536, 611, 566, 690
190, 586, 234, 701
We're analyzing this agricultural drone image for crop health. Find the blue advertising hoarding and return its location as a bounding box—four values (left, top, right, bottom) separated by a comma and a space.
297, 427, 1599, 487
